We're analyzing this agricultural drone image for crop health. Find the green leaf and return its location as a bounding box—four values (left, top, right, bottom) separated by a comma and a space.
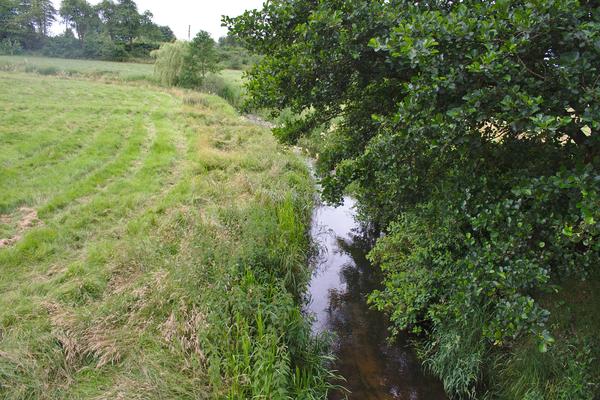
581, 125, 592, 137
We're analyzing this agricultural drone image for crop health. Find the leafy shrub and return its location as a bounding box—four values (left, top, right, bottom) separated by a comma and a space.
126, 42, 160, 59
36, 66, 59, 75
0, 38, 23, 55
42, 32, 84, 59
218, 45, 261, 70
83, 33, 128, 61
200, 74, 243, 109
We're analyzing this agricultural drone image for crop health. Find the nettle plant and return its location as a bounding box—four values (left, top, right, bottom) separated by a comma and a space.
228, 0, 599, 395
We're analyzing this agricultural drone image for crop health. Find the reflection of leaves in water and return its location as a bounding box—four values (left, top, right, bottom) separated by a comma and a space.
335, 230, 385, 299
308, 222, 333, 270
327, 287, 347, 311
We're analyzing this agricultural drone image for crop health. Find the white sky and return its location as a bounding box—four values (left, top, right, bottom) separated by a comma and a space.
50, 0, 265, 40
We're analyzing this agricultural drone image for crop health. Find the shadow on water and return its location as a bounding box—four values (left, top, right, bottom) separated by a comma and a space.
306, 197, 448, 400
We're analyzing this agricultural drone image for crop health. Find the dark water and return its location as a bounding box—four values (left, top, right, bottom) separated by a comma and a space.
306, 197, 448, 400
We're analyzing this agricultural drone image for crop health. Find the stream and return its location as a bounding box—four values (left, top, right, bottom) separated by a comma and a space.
306, 196, 449, 400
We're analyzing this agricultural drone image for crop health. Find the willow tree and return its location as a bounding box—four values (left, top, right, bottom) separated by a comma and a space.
151, 40, 186, 86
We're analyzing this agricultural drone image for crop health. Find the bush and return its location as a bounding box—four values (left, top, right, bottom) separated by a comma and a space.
200, 74, 243, 109
0, 38, 23, 55
36, 66, 60, 75
218, 45, 261, 70
126, 42, 160, 59
83, 33, 128, 61
42, 32, 83, 59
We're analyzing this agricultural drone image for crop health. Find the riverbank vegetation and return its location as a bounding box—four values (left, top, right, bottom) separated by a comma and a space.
0, 71, 332, 398
151, 33, 246, 109
228, 1, 600, 398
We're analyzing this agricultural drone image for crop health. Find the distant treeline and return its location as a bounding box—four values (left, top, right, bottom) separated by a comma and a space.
0, 0, 261, 67
0, 0, 174, 60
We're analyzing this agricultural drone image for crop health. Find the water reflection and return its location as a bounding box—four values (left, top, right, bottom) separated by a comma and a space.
306, 197, 448, 400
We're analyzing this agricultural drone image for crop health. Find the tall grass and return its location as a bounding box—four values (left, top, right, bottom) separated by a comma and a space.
482, 275, 600, 400
200, 74, 245, 110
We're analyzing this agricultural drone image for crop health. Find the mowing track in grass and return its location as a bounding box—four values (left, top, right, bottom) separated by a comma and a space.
0, 72, 332, 399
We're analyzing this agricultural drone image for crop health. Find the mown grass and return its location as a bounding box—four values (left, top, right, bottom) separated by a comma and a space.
0, 72, 331, 399
0, 55, 244, 87
0, 55, 155, 81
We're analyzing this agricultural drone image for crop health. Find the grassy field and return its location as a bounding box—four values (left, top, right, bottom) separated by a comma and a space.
0, 55, 154, 81
0, 55, 244, 85
0, 72, 330, 398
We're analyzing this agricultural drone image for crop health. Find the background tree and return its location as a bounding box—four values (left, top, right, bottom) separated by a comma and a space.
30, 0, 55, 37
59, 0, 95, 44
113, 0, 140, 46
179, 30, 220, 87
95, 0, 117, 40
0, 0, 26, 44
138, 10, 175, 43
218, 33, 241, 47
1, 0, 175, 59
151, 40, 186, 86
156, 25, 175, 42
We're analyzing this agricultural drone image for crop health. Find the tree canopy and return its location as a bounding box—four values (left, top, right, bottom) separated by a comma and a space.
227, 0, 600, 397
0, 0, 175, 55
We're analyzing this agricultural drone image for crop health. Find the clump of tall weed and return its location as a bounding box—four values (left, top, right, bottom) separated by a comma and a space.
183, 94, 211, 108
200, 74, 244, 109
36, 66, 60, 76
418, 309, 488, 398
485, 340, 596, 400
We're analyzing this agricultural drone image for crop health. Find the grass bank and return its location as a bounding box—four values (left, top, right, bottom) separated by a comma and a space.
0, 72, 330, 398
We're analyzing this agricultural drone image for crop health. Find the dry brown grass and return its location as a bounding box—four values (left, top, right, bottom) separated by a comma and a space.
0, 207, 43, 248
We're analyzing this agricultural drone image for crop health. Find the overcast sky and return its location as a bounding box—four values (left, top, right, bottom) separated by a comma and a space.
50, 0, 265, 40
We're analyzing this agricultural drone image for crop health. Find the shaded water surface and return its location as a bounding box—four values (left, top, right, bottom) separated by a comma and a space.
306, 197, 448, 400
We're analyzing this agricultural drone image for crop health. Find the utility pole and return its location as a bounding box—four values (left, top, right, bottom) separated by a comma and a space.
188, 25, 191, 40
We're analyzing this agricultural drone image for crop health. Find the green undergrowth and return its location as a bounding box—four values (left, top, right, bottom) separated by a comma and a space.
0, 72, 331, 399
483, 274, 600, 400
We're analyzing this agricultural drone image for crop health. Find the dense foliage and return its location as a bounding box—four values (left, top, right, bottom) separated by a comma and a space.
151, 34, 244, 108
227, 0, 600, 398
0, 0, 175, 60
218, 34, 262, 70
180, 31, 220, 87
152, 31, 221, 88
